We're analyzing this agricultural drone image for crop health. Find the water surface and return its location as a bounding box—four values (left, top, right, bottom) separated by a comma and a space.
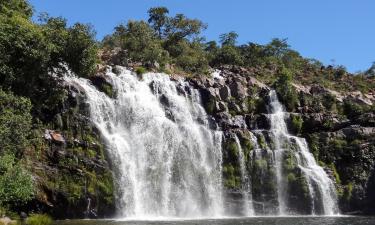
55, 217, 375, 225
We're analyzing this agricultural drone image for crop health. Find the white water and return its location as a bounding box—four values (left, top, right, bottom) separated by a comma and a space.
63, 66, 338, 217
267, 90, 338, 215
65, 67, 224, 218
234, 135, 254, 216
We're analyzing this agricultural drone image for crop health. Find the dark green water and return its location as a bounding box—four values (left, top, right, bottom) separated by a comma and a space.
55, 217, 375, 225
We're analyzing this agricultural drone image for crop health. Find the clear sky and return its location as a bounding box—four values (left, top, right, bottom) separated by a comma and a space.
29, 0, 374, 73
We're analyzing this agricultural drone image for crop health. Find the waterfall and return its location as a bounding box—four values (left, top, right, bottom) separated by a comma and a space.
65, 67, 224, 218
63, 66, 338, 218
267, 90, 338, 215
234, 135, 254, 216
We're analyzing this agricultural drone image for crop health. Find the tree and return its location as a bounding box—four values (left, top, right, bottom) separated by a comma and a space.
174, 40, 209, 73
265, 38, 290, 58
0, 154, 34, 207
147, 7, 169, 38
64, 23, 98, 77
210, 45, 243, 66
0, 0, 33, 18
108, 21, 168, 65
165, 13, 207, 43
273, 67, 299, 111
0, 89, 32, 156
239, 42, 267, 67
219, 31, 238, 47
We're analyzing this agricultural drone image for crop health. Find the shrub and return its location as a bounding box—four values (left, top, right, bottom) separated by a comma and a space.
0, 90, 32, 155
0, 154, 34, 207
274, 67, 299, 111
26, 214, 53, 225
135, 66, 147, 76
104, 21, 168, 66
290, 114, 303, 135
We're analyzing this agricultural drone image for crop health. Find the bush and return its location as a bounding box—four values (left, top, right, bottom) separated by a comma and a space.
0, 154, 34, 207
290, 114, 303, 135
103, 21, 168, 66
274, 67, 299, 111
210, 45, 243, 66
0, 90, 32, 155
26, 214, 53, 225
135, 66, 147, 76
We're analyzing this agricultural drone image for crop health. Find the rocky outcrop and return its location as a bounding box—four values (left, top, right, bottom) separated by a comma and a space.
25, 82, 115, 219
40, 64, 373, 217
187, 65, 375, 214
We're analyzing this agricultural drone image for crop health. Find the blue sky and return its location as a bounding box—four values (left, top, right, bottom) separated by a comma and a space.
29, 0, 375, 73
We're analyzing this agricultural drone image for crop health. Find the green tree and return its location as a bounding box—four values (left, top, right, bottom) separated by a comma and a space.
147, 7, 169, 38
265, 38, 290, 58
0, 154, 34, 207
0, 89, 32, 156
210, 45, 243, 66
107, 21, 168, 66
64, 23, 98, 77
219, 31, 238, 46
174, 40, 209, 73
0, 0, 33, 18
164, 13, 207, 44
274, 67, 299, 111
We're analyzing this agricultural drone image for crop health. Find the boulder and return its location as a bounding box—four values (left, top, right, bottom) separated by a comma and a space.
229, 81, 246, 98
219, 85, 231, 101
44, 129, 65, 145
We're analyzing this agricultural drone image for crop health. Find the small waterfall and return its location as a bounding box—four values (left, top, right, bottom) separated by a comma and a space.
234, 135, 254, 216
65, 67, 224, 218
267, 90, 338, 215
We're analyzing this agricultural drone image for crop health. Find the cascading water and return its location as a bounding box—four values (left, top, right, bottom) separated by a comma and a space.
65, 67, 224, 219
267, 90, 339, 215
234, 135, 254, 216
64, 66, 338, 218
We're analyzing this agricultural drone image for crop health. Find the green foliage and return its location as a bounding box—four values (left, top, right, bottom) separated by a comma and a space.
103, 8, 209, 74
26, 214, 53, 225
63, 23, 98, 77
210, 45, 243, 66
274, 67, 299, 111
0, 90, 32, 155
219, 31, 238, 47
222, 164, 236, 188
290, 114, 303, 135
329, 163, 341, 184
308, 134, 320, 160
172, 40, 209, 73
227, 141, 239, 158
322, 93, 337, 111
343, 100, 373, 119
147, 7, 169, 38
0, 154, 34, 207
164, 13, 207, 42
254, 159, 268, 171
135, 66, 147, 76
0, 8, 98, 116
0, 0, 33, 18
343, 183, 353, 202
105, 21, 168, 66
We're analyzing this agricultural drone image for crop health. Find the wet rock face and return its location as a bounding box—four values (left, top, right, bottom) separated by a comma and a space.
28, 81, 116, 219
189, 66, 375, 215
43, 64, 373, 217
